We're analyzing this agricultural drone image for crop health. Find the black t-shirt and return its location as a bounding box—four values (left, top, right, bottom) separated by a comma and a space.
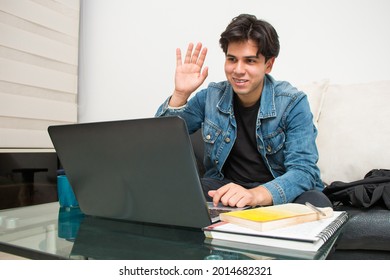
223, 94, 274, 185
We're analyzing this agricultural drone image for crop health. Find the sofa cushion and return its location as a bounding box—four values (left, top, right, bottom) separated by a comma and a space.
316, 80, 390, 185
297, 79, 329, 126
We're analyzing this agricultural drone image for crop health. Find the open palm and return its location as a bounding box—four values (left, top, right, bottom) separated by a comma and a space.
173, 43, 209, 103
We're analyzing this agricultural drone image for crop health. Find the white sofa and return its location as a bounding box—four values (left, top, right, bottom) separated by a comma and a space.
301, 79, 390, 185
300, 79, 390, 259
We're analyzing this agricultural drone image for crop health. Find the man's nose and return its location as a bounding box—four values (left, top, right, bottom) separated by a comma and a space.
234, 61, 245, 74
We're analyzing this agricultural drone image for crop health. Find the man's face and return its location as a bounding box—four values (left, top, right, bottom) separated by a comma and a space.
224, 40, 274, 107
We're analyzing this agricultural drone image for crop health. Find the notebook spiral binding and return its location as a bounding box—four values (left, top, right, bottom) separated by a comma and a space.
316, 211, 349, 243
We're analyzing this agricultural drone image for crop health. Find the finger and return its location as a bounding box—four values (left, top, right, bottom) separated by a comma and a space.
220, 190, 239, 207
176, 48, 182, 67
212, 187, 228, 207
235, 196, 250, 208
196, 47, 208, 67
208, 190, 216, 198
201, 66, 209, 81
225, 192, 243, 207
191, 42, 202, 63
215, 184, 238, 207
184, 43, 194, 64
218, 184, 248, 207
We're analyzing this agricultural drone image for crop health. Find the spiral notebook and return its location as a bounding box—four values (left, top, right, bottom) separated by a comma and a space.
203, 210, 348, 254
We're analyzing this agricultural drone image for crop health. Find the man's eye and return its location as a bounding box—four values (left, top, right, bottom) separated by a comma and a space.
227, 57, 236, 62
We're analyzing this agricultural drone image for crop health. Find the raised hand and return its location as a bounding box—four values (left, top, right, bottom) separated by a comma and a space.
169, 42, 209, 107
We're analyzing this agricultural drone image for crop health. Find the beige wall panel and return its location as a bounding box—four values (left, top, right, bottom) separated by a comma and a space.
0, 0, 79, 149
0, 45, 77, 75
0, 116, 70, 130
0, 0, 79, 36
0, 92, 77, 122
0, 128, 54, 148
54, 0, 80, 11
0, 58, 77, 94
0, 23, 78, 65
0, 11, 78, 47
0, 80, 77, 103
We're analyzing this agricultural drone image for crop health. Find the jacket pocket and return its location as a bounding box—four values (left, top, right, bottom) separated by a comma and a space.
202, 120, 222, 155
202, 120, 222, 143
263, 129, 285, 155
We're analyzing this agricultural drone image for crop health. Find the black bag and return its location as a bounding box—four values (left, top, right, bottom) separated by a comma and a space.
323, 169, 390, 209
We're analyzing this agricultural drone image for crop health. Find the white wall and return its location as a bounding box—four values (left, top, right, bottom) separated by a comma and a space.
78, 0, 390, 123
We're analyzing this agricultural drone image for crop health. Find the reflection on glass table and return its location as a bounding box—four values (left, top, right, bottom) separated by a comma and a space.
69, 215, 262, 260
0, 202, 341, 260
0, 203, 74, 259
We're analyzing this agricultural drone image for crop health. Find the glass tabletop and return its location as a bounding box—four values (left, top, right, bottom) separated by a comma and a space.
0, 202, 340, 260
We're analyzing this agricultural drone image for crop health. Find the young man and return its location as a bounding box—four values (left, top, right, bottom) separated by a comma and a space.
156, 14, 331, 208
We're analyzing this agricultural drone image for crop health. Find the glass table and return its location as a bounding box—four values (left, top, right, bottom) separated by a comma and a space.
0, 202, 342, 260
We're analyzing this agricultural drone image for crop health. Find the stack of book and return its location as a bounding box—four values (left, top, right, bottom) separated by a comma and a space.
203, 203, 348, 259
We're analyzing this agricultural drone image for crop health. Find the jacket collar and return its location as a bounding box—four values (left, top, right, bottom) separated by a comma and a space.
259, 74, 277, 119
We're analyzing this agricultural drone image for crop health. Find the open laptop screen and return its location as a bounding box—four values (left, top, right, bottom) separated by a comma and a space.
48, 116, 212, 228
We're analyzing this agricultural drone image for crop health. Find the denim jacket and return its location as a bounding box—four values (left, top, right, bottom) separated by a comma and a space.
156, 74, 324, 204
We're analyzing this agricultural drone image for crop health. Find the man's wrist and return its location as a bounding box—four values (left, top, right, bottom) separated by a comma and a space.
167, 103, 187, 109
253, 185, 273, 206
168, 94, 188, 108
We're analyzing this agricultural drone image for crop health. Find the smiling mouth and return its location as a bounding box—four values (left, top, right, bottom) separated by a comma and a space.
232, 78, 248, 85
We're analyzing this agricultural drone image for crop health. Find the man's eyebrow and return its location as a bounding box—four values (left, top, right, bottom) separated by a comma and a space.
226, 54, 259, 59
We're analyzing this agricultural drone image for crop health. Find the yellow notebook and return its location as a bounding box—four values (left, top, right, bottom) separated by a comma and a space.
220, 203, 333, 232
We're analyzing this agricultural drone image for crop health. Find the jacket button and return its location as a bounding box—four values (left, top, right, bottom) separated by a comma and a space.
266, 145, 272, 153
225, 137, 230, 143
206, 134, 211, 140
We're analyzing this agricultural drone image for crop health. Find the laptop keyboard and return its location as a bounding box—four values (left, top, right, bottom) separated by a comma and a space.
207, 202, 251, 222
209, 208, 232, 220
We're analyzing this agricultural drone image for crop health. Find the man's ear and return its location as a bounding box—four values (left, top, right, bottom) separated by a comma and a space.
265, 57, 276, 73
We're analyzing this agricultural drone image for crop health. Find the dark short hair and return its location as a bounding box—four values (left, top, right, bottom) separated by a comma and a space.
219, 14, 280, 61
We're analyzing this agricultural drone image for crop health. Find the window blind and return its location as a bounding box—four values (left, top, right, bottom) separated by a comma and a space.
0, 0, 80, 149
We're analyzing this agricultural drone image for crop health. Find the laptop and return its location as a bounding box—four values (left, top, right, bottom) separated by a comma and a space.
48, 116, 245, 229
